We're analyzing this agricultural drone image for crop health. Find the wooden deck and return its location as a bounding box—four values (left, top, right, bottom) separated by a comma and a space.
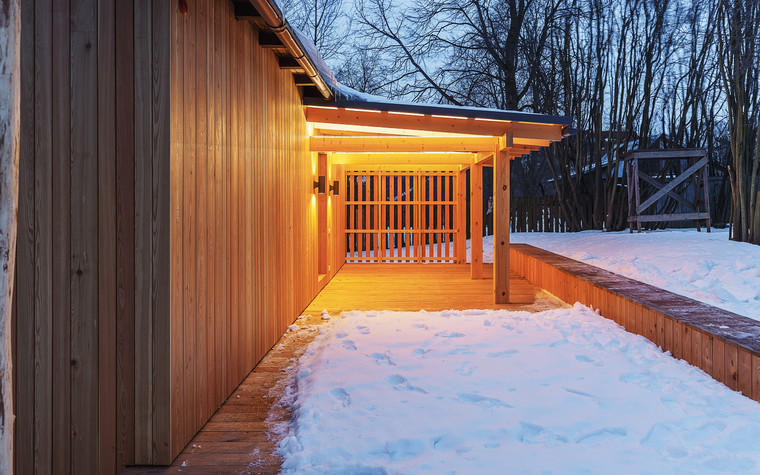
305, 263, 565, 313
123, 263, 565, 473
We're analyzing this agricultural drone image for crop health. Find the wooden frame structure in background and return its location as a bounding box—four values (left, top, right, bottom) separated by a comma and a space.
625, 149, 711, 232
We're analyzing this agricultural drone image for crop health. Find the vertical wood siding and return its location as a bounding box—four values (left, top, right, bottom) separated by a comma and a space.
15, 0, 172, 472
14, 0, 343, 472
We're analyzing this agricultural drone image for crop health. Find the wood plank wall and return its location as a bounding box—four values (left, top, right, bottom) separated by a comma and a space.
511, 244, 760, 403
15, 0, 171, 472
167, 0, 345, 459
14, 0, 344, 472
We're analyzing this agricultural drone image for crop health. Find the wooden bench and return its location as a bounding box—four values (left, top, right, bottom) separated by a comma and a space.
511, 243, 760, 402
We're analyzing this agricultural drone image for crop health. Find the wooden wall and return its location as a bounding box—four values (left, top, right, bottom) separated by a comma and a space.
165, 0, 344, 461
14, 0, 169, 472
14, 0, 344, 472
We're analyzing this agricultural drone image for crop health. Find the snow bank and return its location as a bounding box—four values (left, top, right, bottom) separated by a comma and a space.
505, 229, 760, 321
279, 307, 760, 473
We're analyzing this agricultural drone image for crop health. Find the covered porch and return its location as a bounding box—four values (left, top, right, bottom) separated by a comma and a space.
306, 94, 572, 304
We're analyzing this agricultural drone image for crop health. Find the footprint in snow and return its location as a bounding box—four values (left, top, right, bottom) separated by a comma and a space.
412, 348, 432, 357
387, 374, 428, 394
575, 427, 627, 444
457, 393, 512, 408
518, 422, 568, 446
330, 388, 351, 407
575, 354, 593, 363
356, 326, 370, 334
487, 349, 518, 358
447, 346, 473, 356
435, 331, 466, 338
336, 331, 348, 338
341, 340, 357, 351
455, 362, 477, 376
369, 352, 395, 366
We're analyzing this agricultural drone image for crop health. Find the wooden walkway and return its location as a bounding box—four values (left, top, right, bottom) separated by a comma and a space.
305, 263, 564, 313
123, 263, 564, 473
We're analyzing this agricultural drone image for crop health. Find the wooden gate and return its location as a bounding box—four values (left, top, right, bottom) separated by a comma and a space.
346, 168, 461, 263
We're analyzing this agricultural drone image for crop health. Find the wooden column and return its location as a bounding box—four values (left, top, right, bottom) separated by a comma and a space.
494, 149, 510, 303
470, 162, 483, 279
456, 169, 467, 263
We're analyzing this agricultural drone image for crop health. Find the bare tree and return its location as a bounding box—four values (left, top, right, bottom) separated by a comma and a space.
717, 0, 760, 243
355, 0, 562, 108
281, 0, 348, 61
0, 0, 20, 471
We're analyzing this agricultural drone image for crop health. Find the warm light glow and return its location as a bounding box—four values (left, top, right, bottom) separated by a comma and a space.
344, 108, 382, 114
388, 111, 425, 117
306, 105, 339, 110
476, 117, 510, 123
431, 114, 467, 120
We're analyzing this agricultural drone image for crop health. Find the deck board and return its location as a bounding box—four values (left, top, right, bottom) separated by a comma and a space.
123, 263, 565, 473
305, 263, 563, 313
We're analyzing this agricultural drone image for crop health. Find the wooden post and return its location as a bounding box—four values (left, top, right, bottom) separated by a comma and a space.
702, 163, 711, 232
494, 148, 510, 303
456, 169, 467, 263
633, 158, 641, 232
470, 162, 483, 279
0, 0, 20, 472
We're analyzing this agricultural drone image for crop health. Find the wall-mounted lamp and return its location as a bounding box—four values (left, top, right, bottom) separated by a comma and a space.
329, 180, 340, 196
313, 175, 326, 194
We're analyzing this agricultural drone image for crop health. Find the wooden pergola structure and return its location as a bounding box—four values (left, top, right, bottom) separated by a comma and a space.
304, 97, 571, 303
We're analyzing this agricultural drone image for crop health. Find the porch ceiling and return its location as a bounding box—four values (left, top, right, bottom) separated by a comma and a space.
305, 103, 570, 169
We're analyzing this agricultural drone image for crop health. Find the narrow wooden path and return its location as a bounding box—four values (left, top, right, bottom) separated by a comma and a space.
123, 263, 564, 473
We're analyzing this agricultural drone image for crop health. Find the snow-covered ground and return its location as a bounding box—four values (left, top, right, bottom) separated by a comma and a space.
471, 229, 759, 321
279, 307, 760, 473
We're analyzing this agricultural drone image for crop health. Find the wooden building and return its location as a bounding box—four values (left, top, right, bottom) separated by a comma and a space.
12, 0, 570, 472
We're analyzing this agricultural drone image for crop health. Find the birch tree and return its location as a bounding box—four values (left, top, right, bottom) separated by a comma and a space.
0, 0, 20, 472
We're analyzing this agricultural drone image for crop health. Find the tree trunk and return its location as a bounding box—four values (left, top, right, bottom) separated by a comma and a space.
0, 0, 20, 472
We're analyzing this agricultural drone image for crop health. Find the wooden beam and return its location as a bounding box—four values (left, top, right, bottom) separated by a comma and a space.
306, 106, 512, 136
234, 2, 261, 21
293, 74, 313, 87
508, 122, 565, 142
310, 135, 500, 153
310, 121, 482, 138
470, 162, 483, 279
513, 137, 551, 147
493, 148, 510, 303
258, 32, 284, 49
331, 152, 475, 166
624, 148, 707, 160
278, 56, 302, 70
305, 106, 569, 142
456, 170, 467, 263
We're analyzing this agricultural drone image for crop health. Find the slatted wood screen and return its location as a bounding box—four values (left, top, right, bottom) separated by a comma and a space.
346, 169, 460, 263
